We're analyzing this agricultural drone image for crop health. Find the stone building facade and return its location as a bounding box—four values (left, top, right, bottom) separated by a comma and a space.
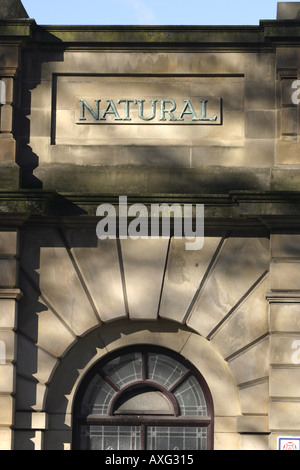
1, 0, 300, 450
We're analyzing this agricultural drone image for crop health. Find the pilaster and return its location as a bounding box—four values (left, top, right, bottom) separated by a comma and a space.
268, 234, 300, 450
0, 229, 22, 450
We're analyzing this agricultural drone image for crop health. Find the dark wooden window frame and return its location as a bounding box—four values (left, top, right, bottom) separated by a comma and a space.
72, 345, 214, 450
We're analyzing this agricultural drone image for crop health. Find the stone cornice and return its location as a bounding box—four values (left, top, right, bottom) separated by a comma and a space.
0, 19, 300, 48
0, 191, 299, 234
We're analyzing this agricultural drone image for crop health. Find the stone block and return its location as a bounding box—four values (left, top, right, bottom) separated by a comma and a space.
43, 430, 72, 451
270, 367, 300, 397
29, 108, 51, 138
31, 412, 48, 430
270, 334, 300, 364
1, 77, 13, 104
0, 136, 16, 162
0, 364, 15, 393
239, 380, 269, 415
13, 430, 35, 450
214, 417, 237, 433
0, 299, 17, 329
159, 237, 222, 323
0, 395, 14, 426
20, 228, 99, 336
121, 238, 169, 320
277, 2, 300, 20
0, 163, 20, 189
0, 331, 16, 363
49, 144, 191, 167
281, 78, 297, 106
181, 333, 240, 416
0, 230, 18, 257
271, 261, 300, 290
65, 230, 127, 323
245, 110, 276, 139
0, 45, 20, 69
18, 273, 76, 357
34, 348, 58, 385
0, 429, 13, 450
211, 276, 269, 358
245, 80, 275, 110
214, 433, 240, 451
228, 337, 269, 385
191, 140, 274, 169
0, 259, 18, 287
0, 104, 13, 132
281, 107, 298, 135
187, 237, 269, 337
270, 401, 300, 430
270, 303, 300, 333
16, 336, 59, 386
271, 234, 300, 258
272, 167, 300, 189
15, 375, 47, 412
240, 434, 269, 451
275, 139, 300, 164
0, 0, 29, 19
237, 415, 269, 433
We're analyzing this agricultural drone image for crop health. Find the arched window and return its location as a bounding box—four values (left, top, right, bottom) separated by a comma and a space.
73, 346, 214, 450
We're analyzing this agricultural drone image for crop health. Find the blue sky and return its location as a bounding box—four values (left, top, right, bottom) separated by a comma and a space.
20, 0, 293, 26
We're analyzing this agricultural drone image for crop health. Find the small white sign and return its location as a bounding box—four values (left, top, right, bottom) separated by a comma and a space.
278, 437, 300, 450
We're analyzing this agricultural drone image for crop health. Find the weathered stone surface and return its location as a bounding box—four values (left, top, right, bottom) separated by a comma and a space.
270, 303, 300, 333
17, 334, 58, 385
0, 429, 12, 450
237, 416, 269, 433
270, 334, 300, 364
228, 337, 269, 385
121, 238, 169, 320
0, 259, 18, 287
277, 2, 300, 20
0, 0, 28, 19
181, 333, 240, 416
187, 237, 269, 337
271, 261, 300, 290
239, 380, 269, 415
0, 396, 14, 426
0, 364, 14, 393
0, 230, 18, 256
270, 401, 300, 431
20, 228, 99, 336
0, 331, 15, 363
270, 368, 300, 397
65, 230, 127, 323
0, 163, 20, 189
18, 273, 76, 357
271, 234, 300, 258
159, 237, 222, 323
240, 434, 269, 451
0, 300, 17, 329
211, 276, 269, 358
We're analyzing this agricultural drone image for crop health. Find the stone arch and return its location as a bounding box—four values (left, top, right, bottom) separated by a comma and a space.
17, 230, 270, 449
43, 319, 240, 450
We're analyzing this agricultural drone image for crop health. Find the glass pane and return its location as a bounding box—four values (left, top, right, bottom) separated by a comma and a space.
147, 427, 207, 450
81, 374, 115, 415
102, 352, 142, 387
173, 375, 207, 415
80, 425, 141, 450
115, 390, 173, 414
147, 353, 188, 388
